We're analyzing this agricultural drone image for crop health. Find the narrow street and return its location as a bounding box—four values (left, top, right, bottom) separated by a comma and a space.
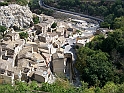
64, 38, 81, 87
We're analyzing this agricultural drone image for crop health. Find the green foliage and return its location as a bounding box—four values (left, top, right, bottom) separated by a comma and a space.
16, 0, 28, 6
75, 47, 117, 87
58, 0, 79, 7
19, 32, 28, 39
33, 16, 39, 24
0, 25, 7, 38
0, 81, 40, 93
29, 0, 40, 10
102, 29, 123, 53
84, 16, 124, 87
113, 16, 124, 29
41, 79, 76, 93
81, 81, 88, 90
103, 82, 118, 93
51, 22, 57, 28
0, 80, 124, 93
87, 17, 124, 55
0, 2, 8, 6
76, 30, 81, 33
15, 81, 30, 91
5, 0, 28, 6
100, 22, 110, 28
29, 0, 54, 16
104, 14, 114, 24
86, 34, 105, 50
116, 83, 124, 93
86, 27, 124, 56
28, 81, 39, 90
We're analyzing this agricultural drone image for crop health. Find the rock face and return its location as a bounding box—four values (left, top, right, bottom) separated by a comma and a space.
0, 4, 33, 29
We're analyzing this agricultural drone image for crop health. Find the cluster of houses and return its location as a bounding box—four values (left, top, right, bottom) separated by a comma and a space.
0, 13, 111, 84
0, 14, 67, 84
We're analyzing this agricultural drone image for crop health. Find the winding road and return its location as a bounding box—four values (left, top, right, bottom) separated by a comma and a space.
39, 0, 104, 23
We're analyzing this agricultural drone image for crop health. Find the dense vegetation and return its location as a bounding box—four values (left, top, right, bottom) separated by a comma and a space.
33, 15, 40, 24
44, 0, 124, 29
0, 25, 7, 38
76, 47, 116, 87
76, 16, 124, 87
5, 0, 28, 6
1, 79, 124, 93
0, 2, 8, 6
19, 32, 28, 39
29, 0, 54, 16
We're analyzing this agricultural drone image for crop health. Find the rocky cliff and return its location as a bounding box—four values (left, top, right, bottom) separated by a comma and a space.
0, 4, 33, 29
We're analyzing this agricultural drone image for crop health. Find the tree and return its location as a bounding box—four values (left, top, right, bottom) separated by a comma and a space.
0, 2, 8, 6
33, 16, 39, 24
114, 4, 122, 13
16, 0, 28, 6
1, 80, 124, 93
113, 16, 124, 29
97, 6, 108, 16
19, 32, 28, 39
59, 0, 76, 7
0, 25, 7, 38
51, 22, 57, 28
102, 29, 123, 53
103, 82, 117, 93
116, 83, 124, 93
87, 5, 95, 15
100, 22, 110, 28
80, 4, 86, 12
75, 47, 116, 87
104, 14, 114, 25
117, 8, 124, 17
29, 0, 40, 10
29, 0, 54, 16
85, 34, 105, 50
5, 0, 28, 6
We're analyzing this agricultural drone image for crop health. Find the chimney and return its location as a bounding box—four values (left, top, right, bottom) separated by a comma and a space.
0, 48, 2, 59
5, 50, 7, 56
32, 47, 34, 53
18, 70, 22, 81
5, 65, 8, 76
11, 73, 14, 85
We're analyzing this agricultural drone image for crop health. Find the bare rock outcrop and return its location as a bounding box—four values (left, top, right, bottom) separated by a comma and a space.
0, 4, 33, 29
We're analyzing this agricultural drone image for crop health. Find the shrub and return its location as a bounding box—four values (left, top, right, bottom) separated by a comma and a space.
51, 22, 57, 28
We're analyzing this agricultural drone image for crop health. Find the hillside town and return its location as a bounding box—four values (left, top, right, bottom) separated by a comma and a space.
0, 4, 111, 85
